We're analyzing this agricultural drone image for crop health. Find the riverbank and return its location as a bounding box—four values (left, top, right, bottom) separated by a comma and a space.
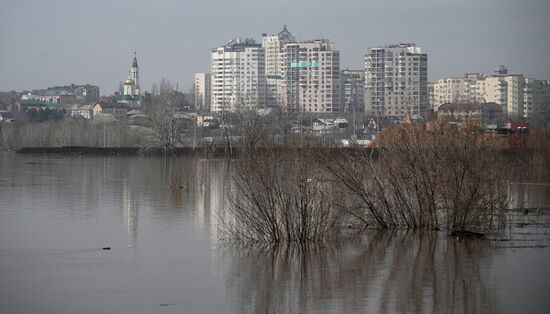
15, 146, 236, 157
14, 145, 536, 161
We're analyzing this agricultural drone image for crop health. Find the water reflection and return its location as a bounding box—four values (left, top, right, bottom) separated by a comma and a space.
123, 182, 139, 245
224, 231, 499, 314
2, 153, 550, 314
162, 158, 230, 237
510, 182, 550, 210
0, 154, 231, 249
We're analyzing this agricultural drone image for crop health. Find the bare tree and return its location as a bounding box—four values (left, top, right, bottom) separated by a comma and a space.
233, 109, 274, 151
145, 93, 184, 153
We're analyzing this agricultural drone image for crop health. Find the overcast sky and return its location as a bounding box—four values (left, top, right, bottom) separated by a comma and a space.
1, 0, 549, 95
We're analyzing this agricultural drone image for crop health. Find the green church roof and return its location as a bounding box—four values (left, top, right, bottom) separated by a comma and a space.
117, 94, 140, 102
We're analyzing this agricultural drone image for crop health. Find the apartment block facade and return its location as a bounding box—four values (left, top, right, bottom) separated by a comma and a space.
261, 25, 295, 77
210, 39, 266, 112
477, 72, 524, 118
364, 43, 428, 119
523, 78, 550, 120
434, 66, 532, 119
194, 73, 211, 111
280, 39, 340, 113
265, 75, 284, 108
340, 69, 365, 114
433, 73, 482, 110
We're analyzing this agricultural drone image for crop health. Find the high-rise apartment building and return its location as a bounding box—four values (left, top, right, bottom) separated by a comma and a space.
262, 26, 295, 109
340, 69, 365, 114
262, 25, 295, 77
364, 43, 428, 119
280, 39, 340, 112
433, 73, 482, 110
210, 38, 266, 112
194, 73, 211, 111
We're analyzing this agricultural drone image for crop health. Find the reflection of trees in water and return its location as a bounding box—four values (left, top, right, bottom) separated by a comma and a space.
225, 231, 499, 314
164, 158, 231, 235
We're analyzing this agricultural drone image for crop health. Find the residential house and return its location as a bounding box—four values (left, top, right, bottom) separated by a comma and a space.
71, 103, 102, 120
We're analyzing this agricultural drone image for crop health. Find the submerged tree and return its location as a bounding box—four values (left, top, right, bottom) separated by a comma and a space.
220, 148, 343, 243
320, 123, 510, 231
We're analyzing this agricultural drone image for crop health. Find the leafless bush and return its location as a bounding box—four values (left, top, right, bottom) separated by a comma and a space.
220, 148, 343, 243
321, 123, 510, 232
231, 109, 274, 150
528, 130, 550, 168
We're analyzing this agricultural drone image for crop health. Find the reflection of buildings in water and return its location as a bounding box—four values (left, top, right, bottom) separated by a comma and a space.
122, 180, 138, 245
208, 161, 227, 234
510, 182, 550, 209
163, 158, 229, 237
193, 160, 230, 239
194, 160, 207, 226
224, 232, 498, 313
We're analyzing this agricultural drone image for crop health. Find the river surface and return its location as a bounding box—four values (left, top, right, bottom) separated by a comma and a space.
0, 152, 549, 314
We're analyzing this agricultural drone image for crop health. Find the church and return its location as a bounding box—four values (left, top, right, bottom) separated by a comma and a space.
118, 52, 141, 106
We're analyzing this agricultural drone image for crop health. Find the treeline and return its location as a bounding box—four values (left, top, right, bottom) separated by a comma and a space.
0, 120, 149, 150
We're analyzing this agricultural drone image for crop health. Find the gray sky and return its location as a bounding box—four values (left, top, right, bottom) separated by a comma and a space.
1, 0, 549, 95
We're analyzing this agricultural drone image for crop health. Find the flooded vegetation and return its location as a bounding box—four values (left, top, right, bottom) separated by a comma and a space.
1, 152, 549, 313
222, 125, 546, 244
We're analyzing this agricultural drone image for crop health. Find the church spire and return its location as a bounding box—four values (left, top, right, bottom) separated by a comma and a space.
132, 51, 138, 68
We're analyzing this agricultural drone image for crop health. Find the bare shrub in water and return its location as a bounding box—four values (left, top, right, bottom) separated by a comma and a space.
221, 148, 343, 243
321, 123, 510, 231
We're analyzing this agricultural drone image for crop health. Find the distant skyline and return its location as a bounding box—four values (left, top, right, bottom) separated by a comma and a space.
1, 0, 549, 95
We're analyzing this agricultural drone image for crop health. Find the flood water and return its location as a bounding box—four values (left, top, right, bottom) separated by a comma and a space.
1, 152, 549, 314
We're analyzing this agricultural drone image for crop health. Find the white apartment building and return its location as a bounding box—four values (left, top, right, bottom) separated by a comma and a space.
210, 39, 266, 112
261, 25, 295, 77
364, 43, 428, 119
477, 66, 524, 118
433, 73, 482, 110
433, 66, 536, 119
194, 73, 211, 111
280, 39, 340, 113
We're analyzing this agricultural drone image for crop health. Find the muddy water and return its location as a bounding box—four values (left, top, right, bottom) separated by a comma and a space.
0, 153, 549, 314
